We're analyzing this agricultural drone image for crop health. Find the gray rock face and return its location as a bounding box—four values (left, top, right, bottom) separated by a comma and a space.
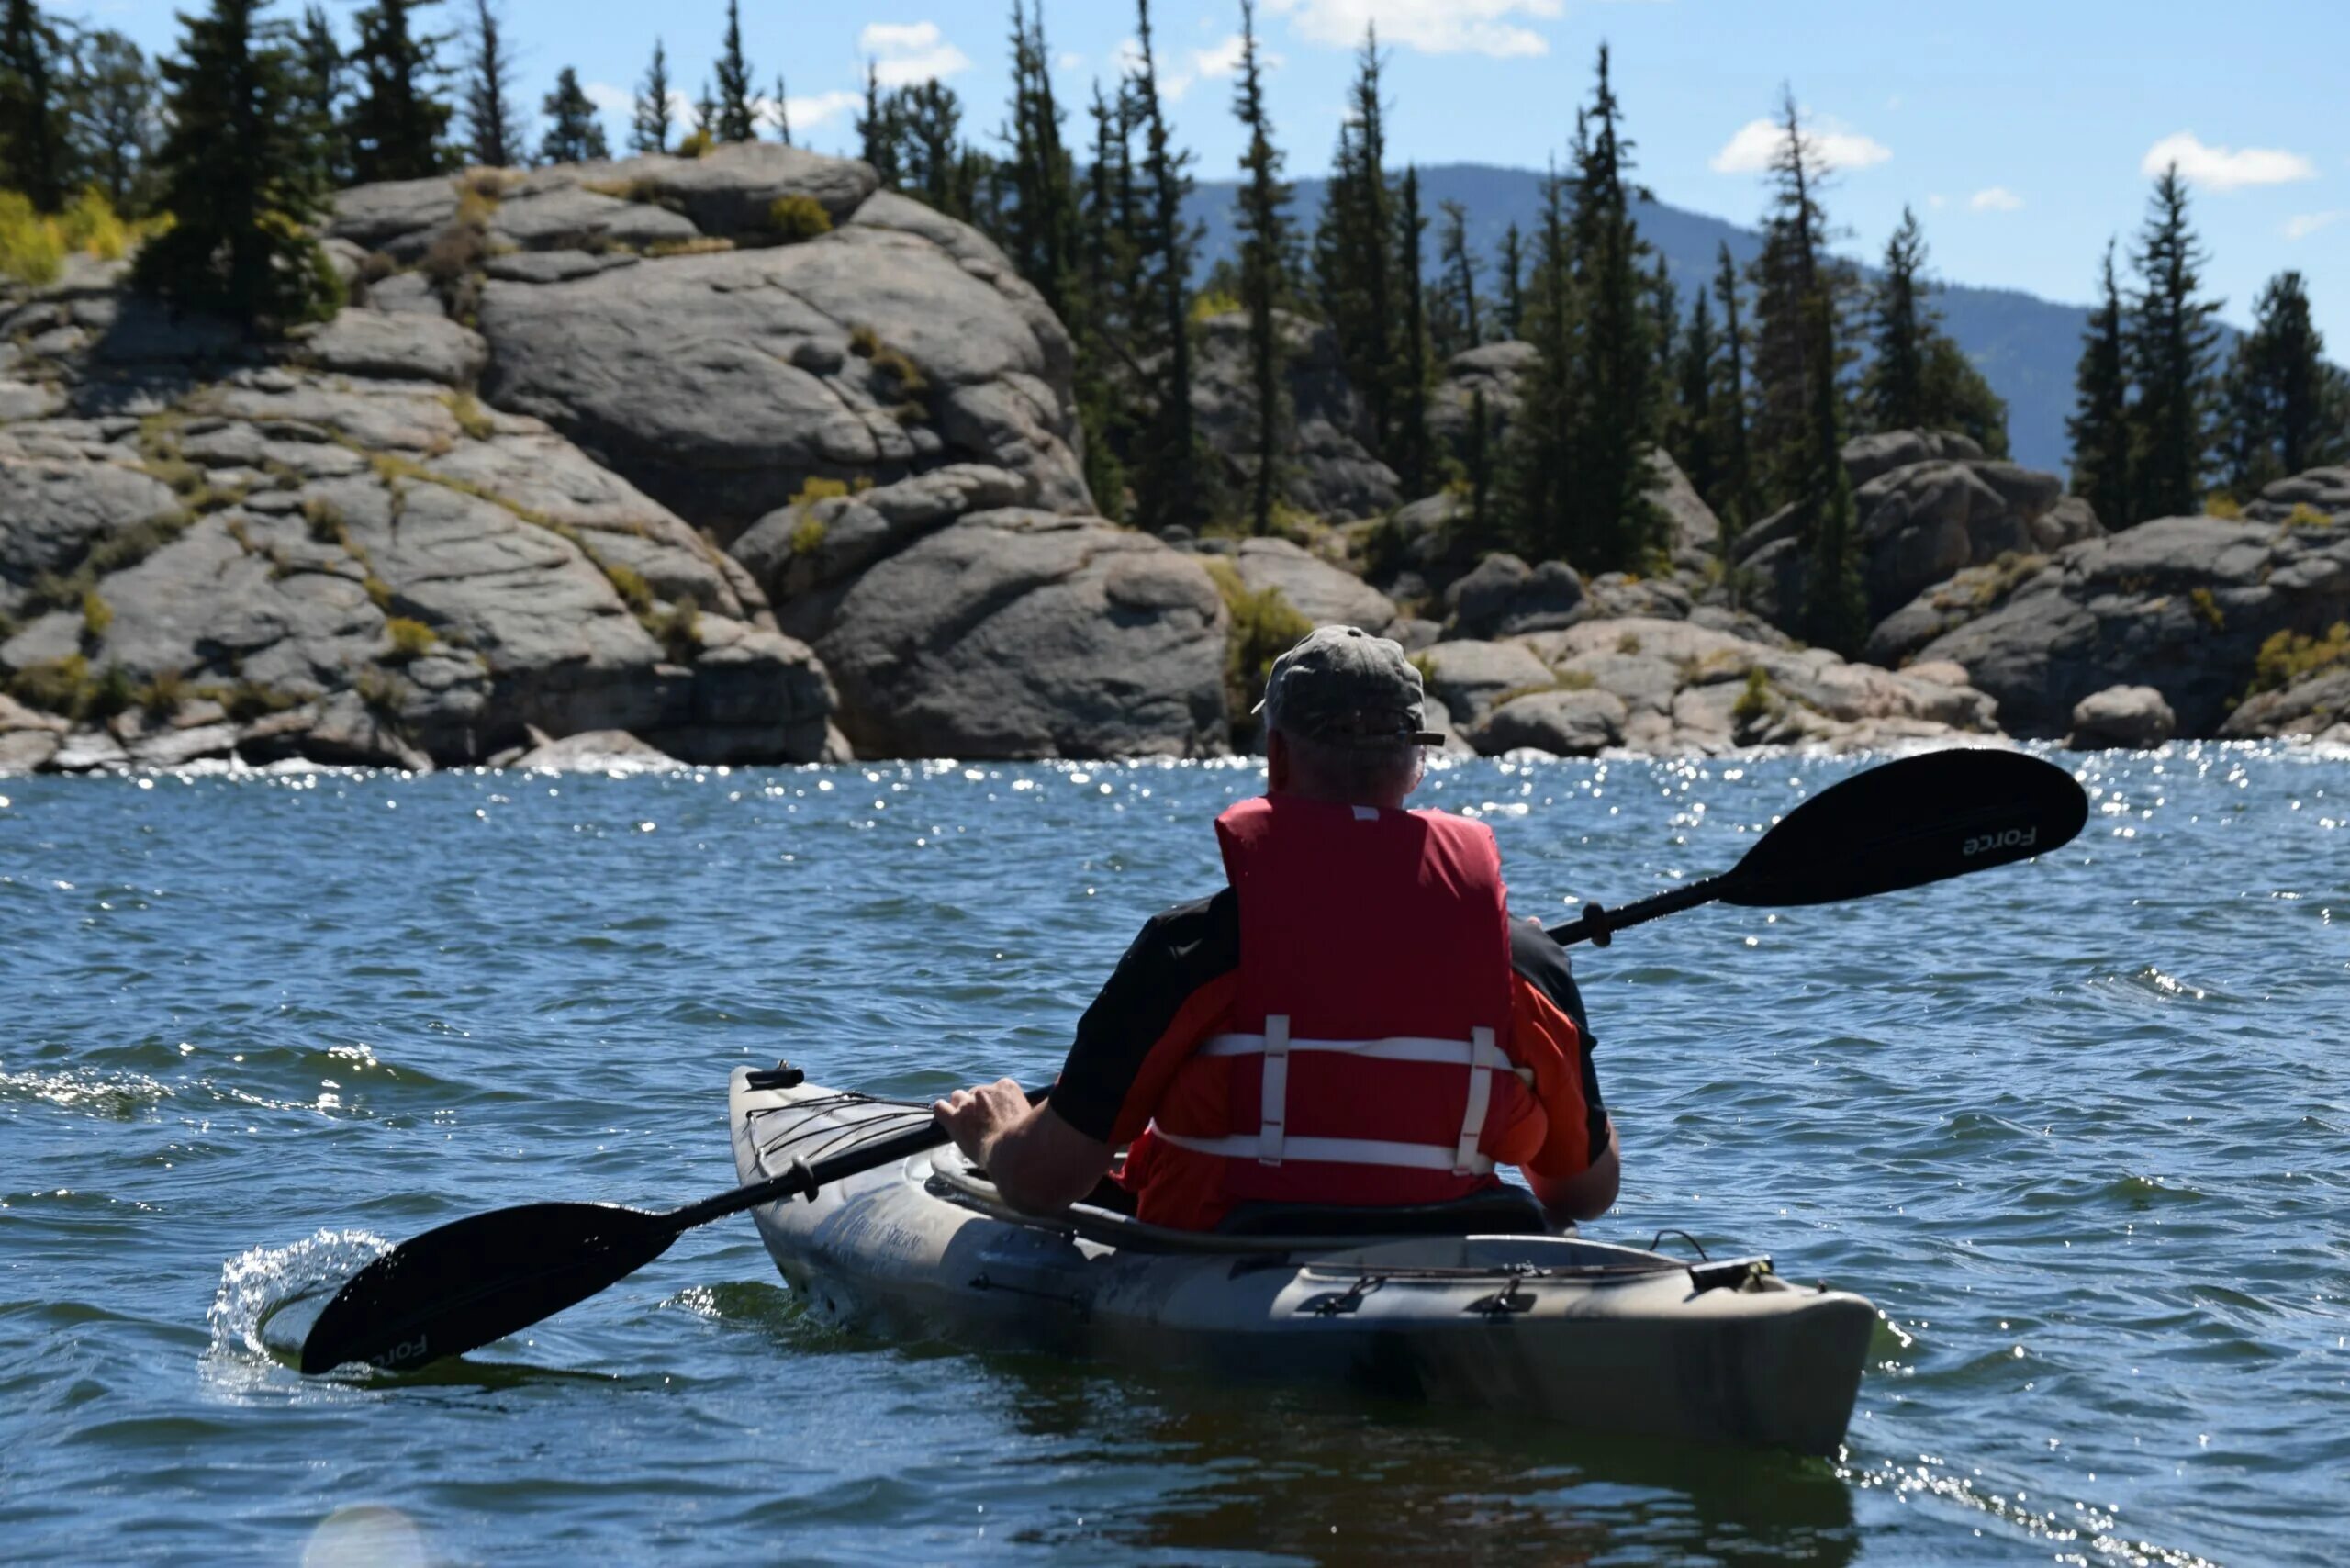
0, 369, 836, 767
479, 212, 1086, 536
1468, 687, 1628, 756
2247, 465, 2350, 527
1226, 536, 1397, 633
2221, 663, 2350, 742
1842, 429, 1985, 487
1191, 310, 1400, 522
1899, 515, 2350, 737
2066, 685, 2177, 749
327, 176, 461, 252
1649, 449, 1725, 560
1446, 554, 1584, 639
294, 308, 489, 387
813, 510, 1228, 759
487, 185, 699, 252
735, 463, 1029, 619
1429, 341, 1537, 452
1415, 639, 1554, 723
509, 727, 682, 771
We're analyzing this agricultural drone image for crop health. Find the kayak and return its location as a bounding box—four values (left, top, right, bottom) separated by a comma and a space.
730, 1067, 1880, 1456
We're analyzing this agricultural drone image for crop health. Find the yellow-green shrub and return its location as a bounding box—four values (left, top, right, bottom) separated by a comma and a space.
1205, 558, 1312, 731
0, 191, 64, 286
767, 195, 831, 241
1732, 666, 1774, 723
81, 589, 113, 639
58, 187, 129, 260
2203, 493, 2244, 520
2250, 622, 2350, 695
385, 617, 435, 658
677, 129, 715, 158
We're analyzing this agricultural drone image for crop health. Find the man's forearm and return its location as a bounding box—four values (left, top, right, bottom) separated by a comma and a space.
968, 1103, 1113, 1215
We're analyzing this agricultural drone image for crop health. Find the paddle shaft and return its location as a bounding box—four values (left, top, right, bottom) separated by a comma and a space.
669, 1109, 973, 1229
1546, 875, 1727, 948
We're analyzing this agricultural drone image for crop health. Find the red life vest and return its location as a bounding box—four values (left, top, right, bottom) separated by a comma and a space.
1126, 794, 1532, 1221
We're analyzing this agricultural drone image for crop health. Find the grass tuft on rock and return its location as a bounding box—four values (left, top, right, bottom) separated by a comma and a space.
1204, 558, 1312, 742
2189, 587, 2225, 632
603, 562, 654, 613
1732, 666, 1775, 724
767, 195, 831, 242
384, 617, 435, 659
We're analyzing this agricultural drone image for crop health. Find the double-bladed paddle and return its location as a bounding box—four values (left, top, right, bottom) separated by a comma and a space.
300, 746, 2087, 1376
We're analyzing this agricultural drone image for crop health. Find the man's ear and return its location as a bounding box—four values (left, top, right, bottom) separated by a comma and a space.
1265, 728, 1288, 791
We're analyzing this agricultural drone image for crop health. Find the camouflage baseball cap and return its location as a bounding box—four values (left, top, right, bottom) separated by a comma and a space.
1255, 624, 1444, 748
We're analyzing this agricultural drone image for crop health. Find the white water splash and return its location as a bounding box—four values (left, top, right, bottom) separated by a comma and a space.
208, 1228, 391, 1366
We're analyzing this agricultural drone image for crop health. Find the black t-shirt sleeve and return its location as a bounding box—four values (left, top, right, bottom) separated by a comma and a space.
1051, 888, 1240, 1144
1509, 918, 1611, 1159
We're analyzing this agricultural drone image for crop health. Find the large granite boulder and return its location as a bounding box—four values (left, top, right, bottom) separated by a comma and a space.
1192, 309, 1400, 522
1429, 341, 1537, 452
1467, 687, 1628, 757
477, 187, 1087, 538
1219, 536, 1397, 634
2067, 685, 2177, 749
1648, 448, 1725, 561
1883, 515, 2350, 737
292, 308, 488, 387
1445, 553, 1583, 639
0, 364, 836, 767
1733, 433, 2100, 633
2246, 466, 2350, 527
2221, 662, 2350, 744
812, 510, 1227, 759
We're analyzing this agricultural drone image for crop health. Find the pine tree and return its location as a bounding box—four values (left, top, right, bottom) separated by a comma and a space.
1863, 206, 1930, 431
459, 0, 520, 168
689, 81, 715, 144
1496, 221, 1524, 340
1563, 45, 1663, 571
856, 61, 898, 183
1670, 287, 1718, 530
2066, 241, 2132, 528
345, 0, 453, 184
67, 30, 159, 215
294, 5, 347, 187
713, 0, 755, 144
1708, 241, 1756, 532
2124, 163, 2221, 522
1076, 78, 1137, 520
1434, 198, 1479, 358
1126, 0, 1205, 534
0, 0, 68, 209
136, 0, 340, 326
1311, 27, 1396, 458
631, 39, 671, 154
1001, 3, 1080, 325
1499, 160, 1580, 561
1393, 165, 1435, 499
769, 73, 789, 144
1648, 252, 1678, 389
2219, 271, 2349, 495
538, 66, 607, 164
1230, 0, 1292, 535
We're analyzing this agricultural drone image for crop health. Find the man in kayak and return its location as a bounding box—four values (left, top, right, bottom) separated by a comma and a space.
935, 623, 1620, 1230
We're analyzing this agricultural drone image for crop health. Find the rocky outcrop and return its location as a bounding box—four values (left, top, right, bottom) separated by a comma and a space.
1429, 341, 1534, 452
1192, 310, 1400, 522
1733, 431, 2102, 633
1422, 617, 1997, 757
1208, 535, 1398, 634
1445, 554, 1583, 639
1878, 513, 2350, 737
2066, 685, 2177, 749
812, 510, 1228, 759
2221, 664, 2350, 745
2246, 466, 2350, 527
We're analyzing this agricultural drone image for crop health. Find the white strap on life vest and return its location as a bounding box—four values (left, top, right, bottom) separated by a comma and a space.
1455, 1026, 1495, 1176
1187, 1025, 1511, 1176
1148, 1126, 1497, 1175
1259, 1014, 1290, 1167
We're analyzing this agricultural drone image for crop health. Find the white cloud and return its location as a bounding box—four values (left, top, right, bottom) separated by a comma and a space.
1970, 185, 2023, 212
2140, 131, 2317, 193
1708, 115, 1890, 175
857, 20, 973, 86
1160, 32, 1276, 102
1261, 0, 1564, 59
2284, 209, 2347, 241
584, 81, 632, 117
1927, 193, 1946, 209
785, 89, 865, 129
1056, 50, 1084, 71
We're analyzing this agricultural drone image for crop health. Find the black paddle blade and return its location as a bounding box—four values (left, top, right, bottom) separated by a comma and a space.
298, 1202, 681, 1375
1723, 748, 2087, 908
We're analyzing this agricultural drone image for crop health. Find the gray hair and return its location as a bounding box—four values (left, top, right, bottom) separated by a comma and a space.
1275, 724, 1424, 805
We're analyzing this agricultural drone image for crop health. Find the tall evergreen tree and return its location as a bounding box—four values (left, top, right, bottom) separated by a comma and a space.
631, 38, 672, 154
769, 73, 789, 144
294, 5, 348, 186
689, 81, 715, 144
1864, 205, 1930, 431
538, 66, 607, 164
712, 0, 755, 143
345, 0, 453, 184
2066, 241, 2132, 528
856, 61, 898, 183
1001, 3, 1080, 324
1126, 0, 1204, 533
1499, 159, 1580, 560
1495, 221, 1523, 339
68, 30, 159, 215
0, 0, 68, 209
1669, 287, 1718, 528
459, 0, 520, 167
1393, 164, 1435, 499
1311, 27, 1396, 458
2124, 163, 2221, 522
1648, 252, 1678, 388
1434, 197, 1479, 358
1076, 78, 1137, 520
1562, 45, 1663, 570
2220, 270, 2349, 495
1708, 241, 1755, 532
1230, 0, 1292, 535
136, 0, 339, 325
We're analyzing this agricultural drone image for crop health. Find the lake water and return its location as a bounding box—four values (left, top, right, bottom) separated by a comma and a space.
3, 745, 2344, 1565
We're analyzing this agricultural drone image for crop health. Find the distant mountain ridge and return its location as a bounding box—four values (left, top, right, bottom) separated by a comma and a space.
1184, 162, 2104, 476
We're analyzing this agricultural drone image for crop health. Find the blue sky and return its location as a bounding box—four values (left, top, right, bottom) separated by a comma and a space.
95, 1, 2349, 350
